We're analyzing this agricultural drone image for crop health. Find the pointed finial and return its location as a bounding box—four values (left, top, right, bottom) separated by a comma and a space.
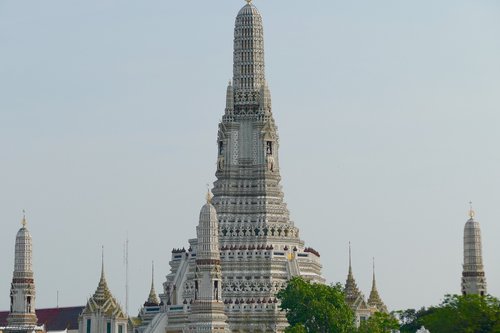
21, 210, 27, 227
372, 257, 376, 283
100, 245, 105, 280
228, 79, 232, 86
348, 242, 352, 269
246, 0, 252, 4
147, 260, 159, 305
468, 201, 475, 219
151, 261, 155, 285
206, 184, 213, 204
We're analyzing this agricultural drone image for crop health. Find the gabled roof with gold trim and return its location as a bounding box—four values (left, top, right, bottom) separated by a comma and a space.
344, 244, 369, 311
82, 260, 126, 319
344, 265, 368, 311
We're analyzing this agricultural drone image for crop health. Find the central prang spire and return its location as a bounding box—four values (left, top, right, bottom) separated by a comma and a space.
160, 3, 323, 332
213, 0, 289, 247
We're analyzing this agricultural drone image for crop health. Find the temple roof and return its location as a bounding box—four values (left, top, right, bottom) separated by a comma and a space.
344, 266, 365, 308
82, 256, 126, 319
0, 307, 84, 331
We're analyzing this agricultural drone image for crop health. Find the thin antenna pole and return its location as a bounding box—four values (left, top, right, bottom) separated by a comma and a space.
124, 236, 129, 315
57, 290, 59, 308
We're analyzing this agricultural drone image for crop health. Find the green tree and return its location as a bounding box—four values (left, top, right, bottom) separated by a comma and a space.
357, 312, 399, 333
420, 294, 500, 333
285, 324, 308, 333
396, 307, 434, 333
398, 294, 500, 333
277, 277, 356, 333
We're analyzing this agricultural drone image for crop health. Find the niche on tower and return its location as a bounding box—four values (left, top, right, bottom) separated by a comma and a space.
261, 120, 276, 172
265, 140, 275, 172
214, 280, 219, 301
217, 123, 228, 171
217, 140, 225, 171
266, 141, 273, 155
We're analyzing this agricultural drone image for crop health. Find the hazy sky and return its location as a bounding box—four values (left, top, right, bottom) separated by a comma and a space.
1, 0, 499, 315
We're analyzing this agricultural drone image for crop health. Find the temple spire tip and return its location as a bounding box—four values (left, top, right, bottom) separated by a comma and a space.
468, 201, 475, 219
206, 184, 213, 204
151, 261, 155, 286
100, 246, 106, 281
21, 209, 27, 228
348, 242, 352, 268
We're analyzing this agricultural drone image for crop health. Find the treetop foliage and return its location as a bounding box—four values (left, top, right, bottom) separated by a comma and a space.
277, 277, 355, 333
397, 294, 500, 333
277, 277, 500, 333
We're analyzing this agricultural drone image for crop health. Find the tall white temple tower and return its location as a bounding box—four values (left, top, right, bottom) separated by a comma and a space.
4, 213, 44, 333
187, 194, 229, 333
211, 0, 324, 330
159, 2, 324, 332
461, 205, 487, 296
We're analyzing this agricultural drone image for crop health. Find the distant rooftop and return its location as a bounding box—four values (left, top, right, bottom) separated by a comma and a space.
0, 306, 84, 331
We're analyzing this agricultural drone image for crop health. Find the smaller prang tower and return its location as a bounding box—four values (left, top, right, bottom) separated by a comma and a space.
6, 213, 42, 333
188, 193, 229, 333
461, 204, 487, 296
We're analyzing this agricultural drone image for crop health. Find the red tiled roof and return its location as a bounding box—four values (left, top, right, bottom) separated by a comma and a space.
0, 306, 84, 331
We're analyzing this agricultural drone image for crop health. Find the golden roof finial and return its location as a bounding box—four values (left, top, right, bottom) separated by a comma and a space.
469, 201, 475, 219
246, 0, 252, 4
21, 209, 27, 228
206, 184, 213, 204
